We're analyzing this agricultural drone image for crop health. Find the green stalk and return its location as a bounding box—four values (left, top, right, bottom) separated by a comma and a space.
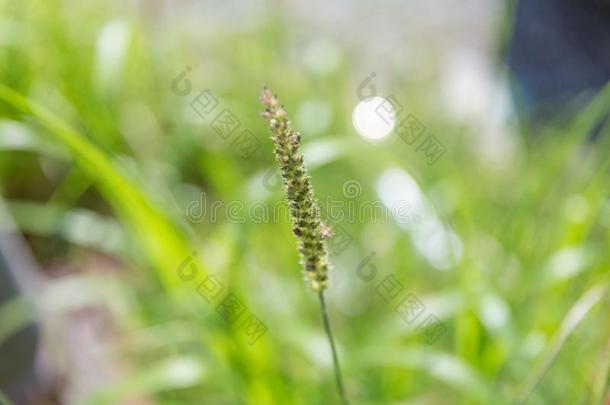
319, 291, 349, 405
260, 87, 348, 404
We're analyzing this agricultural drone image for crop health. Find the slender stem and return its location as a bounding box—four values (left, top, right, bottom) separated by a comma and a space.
318, 291, 349, 405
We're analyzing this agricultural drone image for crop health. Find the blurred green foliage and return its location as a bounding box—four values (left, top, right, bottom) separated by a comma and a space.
1, 1, 610, 404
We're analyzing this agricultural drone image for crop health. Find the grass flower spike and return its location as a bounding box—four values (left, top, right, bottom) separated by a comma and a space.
260, 87, 349, 404
260, 87, 332, 292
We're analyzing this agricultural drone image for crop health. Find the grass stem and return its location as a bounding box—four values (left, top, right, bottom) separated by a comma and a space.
318, 291, 349, 405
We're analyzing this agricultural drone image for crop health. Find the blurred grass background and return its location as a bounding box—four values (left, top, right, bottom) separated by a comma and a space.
1, 0, 610, 404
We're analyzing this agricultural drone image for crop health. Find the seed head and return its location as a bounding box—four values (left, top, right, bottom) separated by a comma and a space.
260, 87, 331, 292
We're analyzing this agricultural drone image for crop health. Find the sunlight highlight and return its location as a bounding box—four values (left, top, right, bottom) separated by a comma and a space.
352, 97, 396, 141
